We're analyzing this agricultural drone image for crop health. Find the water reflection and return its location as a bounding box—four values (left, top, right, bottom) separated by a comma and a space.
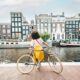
0, 47, 80, 63
53, 47, 80, 62
0, 49, 30, 63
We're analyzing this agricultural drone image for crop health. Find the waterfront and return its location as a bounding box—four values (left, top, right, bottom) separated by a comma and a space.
0, 47, 80, 63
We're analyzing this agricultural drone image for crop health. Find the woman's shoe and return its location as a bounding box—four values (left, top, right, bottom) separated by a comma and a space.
36, 62, 41, 70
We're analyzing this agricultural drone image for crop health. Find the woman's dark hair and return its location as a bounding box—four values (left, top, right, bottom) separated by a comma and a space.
31, 31, 40, 39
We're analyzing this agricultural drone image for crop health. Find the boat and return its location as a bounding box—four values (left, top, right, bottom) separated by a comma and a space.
0, 41, 31, 49
58, 43, 80, 47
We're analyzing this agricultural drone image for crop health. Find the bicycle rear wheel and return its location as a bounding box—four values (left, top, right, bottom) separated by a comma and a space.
17, 55, 34, 74
48, 54, 63, 74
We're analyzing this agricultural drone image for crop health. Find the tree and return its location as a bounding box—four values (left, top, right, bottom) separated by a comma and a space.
40, 32, 50, 41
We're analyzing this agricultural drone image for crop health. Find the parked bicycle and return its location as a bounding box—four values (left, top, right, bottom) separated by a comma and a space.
17, 47, 63, 74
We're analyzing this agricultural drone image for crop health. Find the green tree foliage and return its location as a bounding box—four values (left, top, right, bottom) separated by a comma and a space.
40, 32, 50, 41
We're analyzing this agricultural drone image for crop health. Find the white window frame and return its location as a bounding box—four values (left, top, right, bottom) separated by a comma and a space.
3, 29, 6, 33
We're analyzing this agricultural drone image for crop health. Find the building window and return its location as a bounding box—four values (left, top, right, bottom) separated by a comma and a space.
48, 23, 51, 27
73, 21, 75, 24
18, 33, 21, 39
62, 28, 64, 32
26, 26, 28, 29
45, 23, 47, 26
41, 23, 43, 27
41, 20, 44, 23
12, 18, 14, 21
12, 33, 15, 38
57, 24, 60, 27
23, 26, 25, 29
37, 24, 39, 27
18, 13, 21, 17
36, 19, 39, 23
69, 25, 72, 28
66, 21, 69, 24
70, 21, 72, 24
15, 22, 18, 26
66, 25, 69, 28
73, 25, 75, 28
15, 28, 18, 32
15, 14, 18, 17
23, 31, 26, 34
18, 22, 21, 26
18, 18, 21, 21
76, 25, 78, 28
15, 18, 17, 21
53, 28, 55, 32
76, 21, 78, 25
62, 24, 64, 27
3, 25, 5, 28
3, 36, 6, 39
53, 34, 55, 40
41, 28, 43, 33
19, 28, 21, 32
53, 24, 55, 27
57, 34, 60, 40
44, 28, 47, 32
26, 31, 28, 34
12, 23, 14, 26
3, 29, 6, 33
7, 30, 10, 33
12, 28, 14, 32
62, 34, 64, 39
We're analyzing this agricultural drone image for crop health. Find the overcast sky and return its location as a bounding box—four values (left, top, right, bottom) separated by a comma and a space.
0, 0, 80, 22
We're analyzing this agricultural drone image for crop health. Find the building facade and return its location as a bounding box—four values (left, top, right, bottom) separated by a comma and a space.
35, 14, 52, 34
0, 23, 11, 39
35, 13, 65, 41
51, 13, 65, 41
65, 14, 80, 41
10, 12, 30, 39
22, 22, 29, 40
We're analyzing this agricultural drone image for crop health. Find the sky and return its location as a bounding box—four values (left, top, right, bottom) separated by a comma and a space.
0, 0, 80, 22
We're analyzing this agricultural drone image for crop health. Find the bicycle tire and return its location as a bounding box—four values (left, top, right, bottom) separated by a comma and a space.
17, 54, 34, 74
48, 54, 63, 74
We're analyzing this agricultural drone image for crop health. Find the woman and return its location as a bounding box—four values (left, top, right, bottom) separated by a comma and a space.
30, 31, 49, 47
30, 31, 49, 69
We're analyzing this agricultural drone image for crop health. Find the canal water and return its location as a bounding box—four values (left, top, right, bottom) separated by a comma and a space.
0, 47, 80, 63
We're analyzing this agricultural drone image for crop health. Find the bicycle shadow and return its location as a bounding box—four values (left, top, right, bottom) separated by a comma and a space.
20, 67, 66, 80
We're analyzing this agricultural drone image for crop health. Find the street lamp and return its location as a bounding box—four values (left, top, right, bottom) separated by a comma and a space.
78, 29, 80, 42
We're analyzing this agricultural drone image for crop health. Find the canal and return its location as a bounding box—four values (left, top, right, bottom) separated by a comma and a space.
0, 47, 80, 63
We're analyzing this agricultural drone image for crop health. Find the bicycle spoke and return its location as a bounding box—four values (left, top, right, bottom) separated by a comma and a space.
17, 55, 34, 74
48, 54, 63, 74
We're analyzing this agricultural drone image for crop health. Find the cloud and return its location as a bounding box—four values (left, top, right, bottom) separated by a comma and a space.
0, 0, 49, 7
0, 0, 50, 22
73, 0, 80, 2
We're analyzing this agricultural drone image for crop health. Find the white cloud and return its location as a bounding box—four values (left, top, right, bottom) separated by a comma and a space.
73, 0, 80, 2
0, 0, 49, 7
0, 0, 50, 22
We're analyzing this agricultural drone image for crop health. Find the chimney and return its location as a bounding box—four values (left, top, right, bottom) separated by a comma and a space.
62, 12, 64, 16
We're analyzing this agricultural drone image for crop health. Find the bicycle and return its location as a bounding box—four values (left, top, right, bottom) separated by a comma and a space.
17, 47, 63, 74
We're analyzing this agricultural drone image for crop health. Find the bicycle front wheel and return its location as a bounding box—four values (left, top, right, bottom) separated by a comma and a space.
48, 54, 63, 74
17, 55, 34, 74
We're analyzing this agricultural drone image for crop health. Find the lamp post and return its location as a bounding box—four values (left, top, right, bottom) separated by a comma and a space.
78, 29, 80, 42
